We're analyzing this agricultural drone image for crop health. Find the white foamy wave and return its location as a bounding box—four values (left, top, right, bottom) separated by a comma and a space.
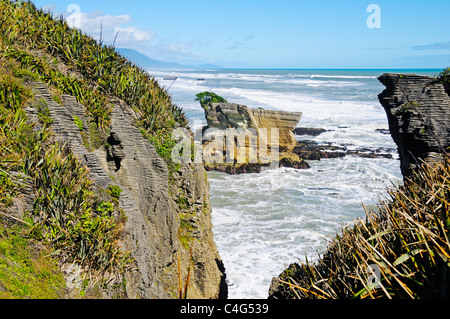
149, 69, 374, 91
310, 74, 378, 79
205, 85, 383, 123
210, 157, 402, 298
150, 70, 274, 83
149, 68, 404, 298
272, 78, 364, 87
168, 73, 393, 152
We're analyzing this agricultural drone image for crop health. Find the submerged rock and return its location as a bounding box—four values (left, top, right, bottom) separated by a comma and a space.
292, 140, 394, 161
294, 127, 328, 136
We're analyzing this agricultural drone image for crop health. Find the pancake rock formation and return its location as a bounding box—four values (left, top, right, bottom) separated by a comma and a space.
378, 73, 450, 178
202, 102, 309, 174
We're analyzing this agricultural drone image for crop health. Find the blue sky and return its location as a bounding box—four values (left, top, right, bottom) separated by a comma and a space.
31, 0, 450, 69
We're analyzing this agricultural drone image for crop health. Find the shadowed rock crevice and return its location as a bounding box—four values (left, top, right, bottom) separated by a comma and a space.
107, 132, 125, 171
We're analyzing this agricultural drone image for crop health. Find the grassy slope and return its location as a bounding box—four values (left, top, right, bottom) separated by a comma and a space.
0, 0, 188, 298
0, 223, 66, 299
4, 0, 447, 300
0, 0, 186, 152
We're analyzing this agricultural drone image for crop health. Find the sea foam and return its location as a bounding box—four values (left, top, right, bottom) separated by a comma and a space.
149, 68, 406, 298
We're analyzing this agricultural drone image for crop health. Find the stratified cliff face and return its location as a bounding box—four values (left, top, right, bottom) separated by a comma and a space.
204, 103, 302, 153
378, 73, 450, 178
250, 108, 302, 153
27, 82, 226, 299
203, 103, 308, 173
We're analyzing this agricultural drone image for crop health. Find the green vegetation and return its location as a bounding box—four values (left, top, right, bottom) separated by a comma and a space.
0, 0, 187, 154
0, 0, 201, 298
0, 73, 33, 110
438, 67, 450, 95
176, 195, 195, 249
26, 142, 132, 276
195, 91, 227, 109
0, 223, 66, 299
107, 185, 123, 200
73, 115, 84, 131
33, 98, 53, 126
0, 0, 190, 297
276, 158, 450, 299
0, 0, 196, 236
0, 65, 132, 294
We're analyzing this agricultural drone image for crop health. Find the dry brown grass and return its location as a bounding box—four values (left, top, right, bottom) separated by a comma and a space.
276, 158, 450, 299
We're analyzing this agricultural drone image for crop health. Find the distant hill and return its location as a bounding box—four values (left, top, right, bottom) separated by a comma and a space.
116, 48, 223, 70
116, 48, 185, 69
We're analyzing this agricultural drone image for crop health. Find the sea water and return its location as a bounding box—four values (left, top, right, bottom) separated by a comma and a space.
148, 68, 440, 299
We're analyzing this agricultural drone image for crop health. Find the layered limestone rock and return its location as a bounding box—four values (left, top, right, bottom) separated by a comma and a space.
202, 103, 309, 173
250, 108, 302, 153
26, 82, 227, 299
378, 73, 450, 178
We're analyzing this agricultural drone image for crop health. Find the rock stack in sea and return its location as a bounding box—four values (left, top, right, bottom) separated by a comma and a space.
202, 102, 309, 174
378, 73, 450, 178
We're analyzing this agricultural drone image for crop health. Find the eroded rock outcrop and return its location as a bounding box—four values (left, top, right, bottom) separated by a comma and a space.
27, 82, 227, 299
378, 73, 450, 178
202, 102, 309, 173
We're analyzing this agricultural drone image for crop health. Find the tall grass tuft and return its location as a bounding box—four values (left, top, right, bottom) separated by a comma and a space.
276, 158, 450, 299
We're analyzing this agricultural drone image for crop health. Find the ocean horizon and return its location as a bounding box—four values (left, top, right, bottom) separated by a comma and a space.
157, 67, 443, 74
194, 68, 441, 70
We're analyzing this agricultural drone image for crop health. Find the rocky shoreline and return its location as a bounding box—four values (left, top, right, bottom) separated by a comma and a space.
200, 103, 397, 175
293, 128, 396, 161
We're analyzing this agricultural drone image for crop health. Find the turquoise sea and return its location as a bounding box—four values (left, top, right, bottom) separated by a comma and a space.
149, 68, 440, 298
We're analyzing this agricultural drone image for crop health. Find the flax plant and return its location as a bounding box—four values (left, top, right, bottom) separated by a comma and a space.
0, 58, 131, 287
277, 158, 450, 299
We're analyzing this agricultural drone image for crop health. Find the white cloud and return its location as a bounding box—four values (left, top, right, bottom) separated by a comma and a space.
64, 9, 154, 45
115, 26, 154, 42
55, 5, 204, 63
149, 39, 203, 60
